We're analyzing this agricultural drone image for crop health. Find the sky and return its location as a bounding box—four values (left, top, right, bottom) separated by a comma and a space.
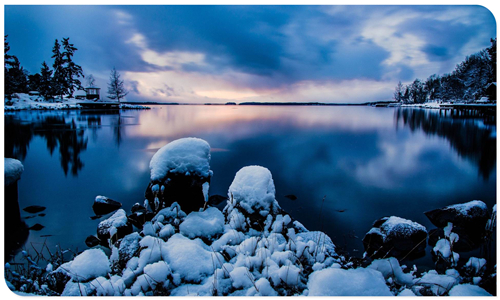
3, 5, 497, 103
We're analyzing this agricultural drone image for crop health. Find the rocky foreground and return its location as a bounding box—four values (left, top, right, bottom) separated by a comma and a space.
5, 138, 496, 296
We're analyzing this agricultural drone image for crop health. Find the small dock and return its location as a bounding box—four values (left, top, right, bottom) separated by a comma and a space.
78, 101, 120, 109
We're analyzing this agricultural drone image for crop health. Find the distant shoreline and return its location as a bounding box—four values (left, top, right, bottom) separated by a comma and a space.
121, 101, 397, 106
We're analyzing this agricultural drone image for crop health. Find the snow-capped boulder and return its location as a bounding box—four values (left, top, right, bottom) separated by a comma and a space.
97, 209, 133, 247
425, 200, 489, 232
4, 158, 24, 186
425, 200, 489, 251
145, 138, 212, 214
307, 267, 392, 296
448, 284, 492, 296
56, 248, 111, 282
92, 195, 122, 216
362, 216, 427, 260
224, 166, 282, 231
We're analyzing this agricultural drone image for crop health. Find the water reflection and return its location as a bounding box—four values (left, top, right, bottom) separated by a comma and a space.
395, 108, 496, 180
5, 112, 89, 176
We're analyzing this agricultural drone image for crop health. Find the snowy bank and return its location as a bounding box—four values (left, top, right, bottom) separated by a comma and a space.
4, 158, 24, 186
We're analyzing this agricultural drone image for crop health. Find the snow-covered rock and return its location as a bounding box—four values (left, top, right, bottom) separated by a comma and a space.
363, 216, 427, 259
145, 138, 213, 213
179, 207, 224, 239
97, 209, 132, 246
425, 200, 489, 231
307, 267, 392, 296
224, 166, 282, 231
4, 158, 24, 186
56, 248, 111, 281
164, 234, 223, 283
448, 284, 492, 296
368, 257, 414, 286
92, 195, 122, 216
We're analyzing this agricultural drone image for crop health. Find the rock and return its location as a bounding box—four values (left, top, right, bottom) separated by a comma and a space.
23, 205, 46, 214
425, 200, 489, 250
29, 223, 45, 231
131, 203, 146, 213
127, 210, 155, 230
4, 158, 24, 186
224, 166, 283, 232
97, 209, 132, 247
207, 195, 227, 206
112, 232, 142, 272
145, 138, 212, 214
363, 216, 428, 260
92, 195, 122, 216
85, 235, 101, 248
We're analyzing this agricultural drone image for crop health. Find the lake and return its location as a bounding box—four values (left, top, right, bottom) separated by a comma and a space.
4, 105, 496, 267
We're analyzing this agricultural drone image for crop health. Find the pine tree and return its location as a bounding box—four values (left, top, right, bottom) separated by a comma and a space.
4, 35, 28, 96
62, 37, 84, 97
28, 73, 42, 91
39, 61, 54, 100
51, 39, 66, 99
107, 67, 128, 102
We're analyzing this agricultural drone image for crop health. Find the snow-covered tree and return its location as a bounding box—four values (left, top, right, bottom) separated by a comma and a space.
107, 67, 128, 102
393, 81, 404, 102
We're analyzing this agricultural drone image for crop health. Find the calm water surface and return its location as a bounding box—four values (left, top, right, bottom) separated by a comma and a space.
5, 105, 496, 265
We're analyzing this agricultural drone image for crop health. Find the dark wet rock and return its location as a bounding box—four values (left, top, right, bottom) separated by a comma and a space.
285, 194, 297, 200
29, 224, 45, 231
85, 235, 101, 248
23, 205, 46, 214
363, 216, 428, 260
428, 227, 485, 252
92, 195, 122, 216
208, 195, 227, 206
46, 271, 71, 294
38, 213, 46, 217
145, 138, 212, 214
127, 211, 155, 230
40, 234, 53, 238
131, 203, 146, 214
90, 215, 102, 220
97, 209, 132, 247
24, 215, 36, 219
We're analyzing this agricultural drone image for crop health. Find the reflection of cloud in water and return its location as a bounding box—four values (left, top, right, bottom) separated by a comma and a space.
128, 106, 396, 140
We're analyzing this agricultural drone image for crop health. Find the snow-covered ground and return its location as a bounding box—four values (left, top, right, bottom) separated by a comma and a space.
4, 93, 149, 110
4, 139, 495, 296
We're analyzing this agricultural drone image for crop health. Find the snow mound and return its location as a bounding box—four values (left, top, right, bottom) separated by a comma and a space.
164, 234, 222, 282
179, 207, 224, 239
307, 267, 392, 296
227, 166, 280, 214
57, 248, 111, 281
4, 158, 24, 186
368, 257, 414, 286
417, 270, 459, 295
149, 138, 212, 181
448, 284, 491, 296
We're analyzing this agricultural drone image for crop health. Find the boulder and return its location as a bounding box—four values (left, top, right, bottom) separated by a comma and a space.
97, 209, 132, 247
145, 138, 212, 214
425, 200, 489, 236
85, 235, 101, 248
224, 166, 283, 232
363, 216, 428, 260
92, 196, 122, 216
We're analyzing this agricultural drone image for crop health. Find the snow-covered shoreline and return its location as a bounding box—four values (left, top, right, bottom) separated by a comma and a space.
4, 93, 150, 111
4, 138, 496, 296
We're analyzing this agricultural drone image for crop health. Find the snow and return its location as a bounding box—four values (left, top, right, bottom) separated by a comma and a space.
368, 257, 414, 286
448, 284, 491, 296
416, 270, 459, 295
465, 257, 487, 274
98, 209, 128, 238
4, 158, 24, 186
179, 207, 224, 239
56, 248, 111, 281
307, 267, 392, 296
95, 195, 109, 204
227, 166, 280, 214
164, 234, 222, 282
367, 216, 427, 241
149, 138, 212, 181
447, 200, 488, 217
